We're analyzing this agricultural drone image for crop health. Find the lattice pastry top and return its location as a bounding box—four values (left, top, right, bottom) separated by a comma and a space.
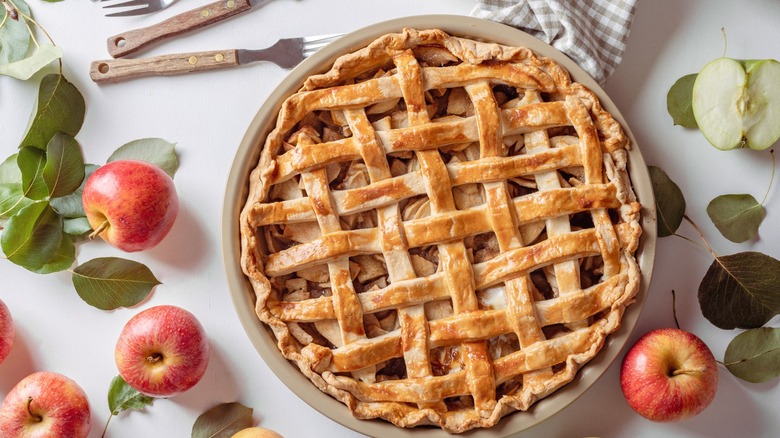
240, 28, 642, 433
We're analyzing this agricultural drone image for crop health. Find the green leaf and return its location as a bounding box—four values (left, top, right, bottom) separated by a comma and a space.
0, 183, 34, 218
51, 163, 98, 218
30, 232, 75, 274
0, 0, 31, 65
192, 402, 253, 438
706, 194, 765, 243
1, 201, 62, 271
724, 327, 780, 383
20, 73, 86, 150
72, 257, 161, 310
667, 73, 698, 128
107, 375, 154, 415
43, 132, 85, 198
698, 251, 780, 329
107, 139, 179, 178
0, 153, 21, 184
18, 146, 48, 200
63, 216, 92, 236
649, 166, 686, 237
0, 44, 61, 80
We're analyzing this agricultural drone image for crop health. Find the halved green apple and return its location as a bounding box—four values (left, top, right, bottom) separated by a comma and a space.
692, 57, 780, 150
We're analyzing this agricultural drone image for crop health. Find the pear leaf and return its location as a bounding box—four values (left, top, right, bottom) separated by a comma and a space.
706, 194, 765, 243
20, 73, 86, 150
43, 132, 85, 198
30, 232, 75, 274
649, 166, 686, 237
192, 402, 253, 438
63, 217, 92, 236
72, 257, 161, 310
724, 327, 780, 383
107, 375, 154, 415
0, 0, 31, 65
0, 154, 21, 184
667, 73, 698, 128
0, 183, 34, 218
0, 44, 62, 80
17, 146, 48, 200
107, 138, 179, 178
0, 201, 63, 271
50, 164, 98, 218
698, 251, 780, 329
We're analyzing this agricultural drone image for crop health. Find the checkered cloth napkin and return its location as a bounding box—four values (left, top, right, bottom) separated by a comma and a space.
471, 0, 637, 85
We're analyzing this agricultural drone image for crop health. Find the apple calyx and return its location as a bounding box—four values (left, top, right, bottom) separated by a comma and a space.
146, 352, 164, 364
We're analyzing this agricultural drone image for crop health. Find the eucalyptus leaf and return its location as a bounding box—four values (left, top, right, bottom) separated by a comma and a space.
649, 166, 686, 237
63, 216, 92, 236
667, 73, 698, 129
72, 257, 161, 310
706, 194, 765, 243
43, 132, 85, 198
698, 251, 780, 329
20, 73, 86, 150
0, 182, 33, 218
0, 0, 31, 65
0, 153, 21, 184
724, 327, 780, 383
18, 146, 48, 200
192, 402, 253, 438
30, 232, 74, 274
51, 163, 98, 218
0, 44, 61, 80
107, 138, 179, 178
1, 201, 62, 271
107, 375, 154, 415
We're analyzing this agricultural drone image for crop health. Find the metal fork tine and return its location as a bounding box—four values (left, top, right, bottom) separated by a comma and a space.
301, 33, 343, 44
105, 8, 153, 17
103, 0, 148, 9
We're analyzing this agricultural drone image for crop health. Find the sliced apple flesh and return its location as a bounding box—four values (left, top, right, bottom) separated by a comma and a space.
692, 57, 780, 150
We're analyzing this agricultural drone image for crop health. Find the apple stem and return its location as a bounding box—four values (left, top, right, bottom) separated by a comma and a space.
26, 397, 42, 423
672, 366, 709, 376
89, 220, 110, 240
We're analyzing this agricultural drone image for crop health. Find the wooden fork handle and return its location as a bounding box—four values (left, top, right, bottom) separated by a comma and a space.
107, 0, 253, 58
90, 50, 240, 83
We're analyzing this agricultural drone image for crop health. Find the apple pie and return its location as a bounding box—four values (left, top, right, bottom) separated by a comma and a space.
239, 28, 642, 433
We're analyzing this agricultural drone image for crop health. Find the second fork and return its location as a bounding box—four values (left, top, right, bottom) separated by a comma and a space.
100, 0, 178, 17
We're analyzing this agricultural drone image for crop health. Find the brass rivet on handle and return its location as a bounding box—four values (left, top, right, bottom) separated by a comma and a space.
201, 9, 210, 17
215, 54, 225, 62
189, 57, 198, 65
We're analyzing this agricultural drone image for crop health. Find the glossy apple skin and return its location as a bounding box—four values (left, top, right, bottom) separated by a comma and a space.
115, 305, 209, 397
620, 328, 718, 422
0, 372, 91, 438
83, 159, 178, 252
0, 298, 13, 363
232, 427, 283, 438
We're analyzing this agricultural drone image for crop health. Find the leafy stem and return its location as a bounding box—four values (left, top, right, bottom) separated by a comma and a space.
3, 0, 63, 73
759, 149, 775, 206
683, 214, 719, 259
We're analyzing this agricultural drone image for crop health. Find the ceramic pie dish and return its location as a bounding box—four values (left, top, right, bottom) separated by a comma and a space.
222, 14, 656, 436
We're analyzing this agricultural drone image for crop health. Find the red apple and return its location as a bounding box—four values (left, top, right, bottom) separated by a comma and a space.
83, 159, 178, 252
0, 298, 13, 364
0, 371, 91, 437
115, 305, 209, 397
620, 328, 718, 422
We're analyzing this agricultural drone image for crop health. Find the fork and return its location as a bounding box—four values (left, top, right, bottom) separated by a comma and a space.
89, 33, 344, 83
100, 0, 177, 17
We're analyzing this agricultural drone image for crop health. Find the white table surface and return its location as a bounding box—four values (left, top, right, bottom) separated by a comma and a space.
1, 0, 778, 437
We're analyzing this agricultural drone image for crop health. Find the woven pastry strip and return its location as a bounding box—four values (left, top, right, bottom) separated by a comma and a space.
240, 28, 642, 433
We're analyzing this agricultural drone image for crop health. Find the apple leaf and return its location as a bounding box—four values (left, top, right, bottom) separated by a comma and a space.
706, 194, 765, 243
50, 163, 98, 218
0, 44, 62, 80
667, 73, 698, 129
107, 138, 179, 178
17, 146, 48, 200
107, 375, 154, 415
724, 327, 780, 383
72, 257, 161, 310
63, 217, 92, 236
1, 201, 63, 272
698, 251, 780, 329
192, 402, 254, 438
0, 0, 31, 65
20, 73, 86, 150
649, 166, 686, 237
43, 132, 85, 199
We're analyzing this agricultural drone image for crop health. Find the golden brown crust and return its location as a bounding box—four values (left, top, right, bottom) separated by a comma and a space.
239, 28, 641, 433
